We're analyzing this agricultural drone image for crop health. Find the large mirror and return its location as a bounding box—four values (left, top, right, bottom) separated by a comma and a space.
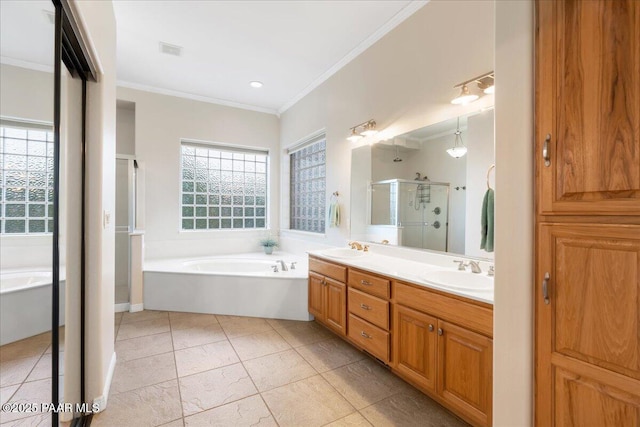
350, 109, 494, 259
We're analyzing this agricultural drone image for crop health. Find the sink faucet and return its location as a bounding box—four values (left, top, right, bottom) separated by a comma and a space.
276, 260, 288, 271
467, 261, 482, 274
348, 241, 363, 251
453, 260, 482, 274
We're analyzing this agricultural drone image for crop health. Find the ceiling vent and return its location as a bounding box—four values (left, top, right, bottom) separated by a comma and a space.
159, 42, 182, 57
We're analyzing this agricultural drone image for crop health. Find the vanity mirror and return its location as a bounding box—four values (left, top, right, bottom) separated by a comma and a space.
350, 109, 495, 259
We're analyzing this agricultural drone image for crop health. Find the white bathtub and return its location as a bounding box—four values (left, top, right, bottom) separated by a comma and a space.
144, 252, 311, 321
0, 270, 66, 345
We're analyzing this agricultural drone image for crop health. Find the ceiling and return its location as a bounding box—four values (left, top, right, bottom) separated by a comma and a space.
113, 1, 425, 114
1, 1, 425, 116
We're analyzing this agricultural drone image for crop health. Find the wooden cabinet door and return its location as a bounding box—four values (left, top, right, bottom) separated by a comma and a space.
536, 223, 640, 426
536, 0, 640, 215
308, 272, 325, 321
393, 304, 437, 393
437, 320, 492, 427
325, 277, 346, 336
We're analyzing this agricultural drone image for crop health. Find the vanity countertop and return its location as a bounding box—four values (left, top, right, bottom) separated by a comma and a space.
307, 249, 494, 305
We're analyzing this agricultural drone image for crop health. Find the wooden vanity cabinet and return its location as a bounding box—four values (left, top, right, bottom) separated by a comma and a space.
308, 257, 493, 427
347, 269, 391, 363
308, 257, 347, 336
392, 281, 493, 427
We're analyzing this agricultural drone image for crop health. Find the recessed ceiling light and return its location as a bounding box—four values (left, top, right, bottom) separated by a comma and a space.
250, 81, 263, 88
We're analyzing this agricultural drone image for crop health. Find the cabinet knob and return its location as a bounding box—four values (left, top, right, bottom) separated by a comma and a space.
428, 324, 434, 332
360, 303, 371, 311
437, 328, 443, 336
360, 331, 371, 339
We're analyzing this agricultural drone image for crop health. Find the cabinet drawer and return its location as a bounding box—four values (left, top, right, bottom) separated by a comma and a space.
309, 257, 347, 282
394, 282, 493, 337
348, 269, 390, 299
348, 314, 390, 362
348, 288, 389, 330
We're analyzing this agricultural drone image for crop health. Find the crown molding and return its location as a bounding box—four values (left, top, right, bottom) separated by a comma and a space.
1, 56, 54, 73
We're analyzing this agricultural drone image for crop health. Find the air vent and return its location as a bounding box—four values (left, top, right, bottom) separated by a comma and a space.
159, 42, 182, 57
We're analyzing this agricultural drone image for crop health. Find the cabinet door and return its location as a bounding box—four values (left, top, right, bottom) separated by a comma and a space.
308, 272, 325, 321
393, 304, 437, 393
437, 320, 492, 427
536, 223, 640, 426
325, 277, 346, 336
536, 0, 640, 215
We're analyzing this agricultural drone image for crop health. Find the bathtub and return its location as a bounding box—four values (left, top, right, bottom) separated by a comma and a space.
0, 270, 65, 345
144, 252, 311, 321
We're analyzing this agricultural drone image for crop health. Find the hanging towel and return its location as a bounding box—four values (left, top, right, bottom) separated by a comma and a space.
329, 200, 340, 228
480, 188, 494, 252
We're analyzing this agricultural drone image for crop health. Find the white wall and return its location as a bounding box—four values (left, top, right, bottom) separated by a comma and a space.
493, 1, 533, 425
116, 87, 280, 260
71, 0, 117, 411
465, 110, 495, 259
279, 0, 494, 250
0, 64, 53, 269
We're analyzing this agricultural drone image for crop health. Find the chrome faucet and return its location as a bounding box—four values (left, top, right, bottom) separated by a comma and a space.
453, 260, 482, 274
276, 260, 288, 271
467, 261, 482, 274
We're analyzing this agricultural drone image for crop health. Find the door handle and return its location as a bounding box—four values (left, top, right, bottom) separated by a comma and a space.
543, 134, 551, 167
542, 272, 550, 305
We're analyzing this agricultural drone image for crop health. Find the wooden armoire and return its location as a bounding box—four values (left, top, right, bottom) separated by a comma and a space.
535, 1, 640, 425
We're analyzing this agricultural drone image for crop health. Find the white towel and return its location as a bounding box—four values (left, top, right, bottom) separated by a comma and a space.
329, 201, 340, 227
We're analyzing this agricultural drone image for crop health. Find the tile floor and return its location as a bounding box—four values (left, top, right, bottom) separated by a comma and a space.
1, 311, 469, 427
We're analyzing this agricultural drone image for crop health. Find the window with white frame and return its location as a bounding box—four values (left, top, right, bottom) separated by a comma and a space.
180, 141, 268, 230
289, 135, 326, 233
0, 121, 54, 234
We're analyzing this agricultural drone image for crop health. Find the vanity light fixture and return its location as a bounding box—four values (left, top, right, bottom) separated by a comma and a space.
446, 117, 467, 158
347, 119, 377, 141
347, 128, 363, 142
451, 85, 479, 105
451, 71, 494, 104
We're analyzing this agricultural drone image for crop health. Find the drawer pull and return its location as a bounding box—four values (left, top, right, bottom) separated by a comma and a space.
360, 280, 372, 286
428, 324, 434, 332
543, 133, 551, 167
360, 331, 372, 339
360, 303, 371, 310
542, 272, 550, 305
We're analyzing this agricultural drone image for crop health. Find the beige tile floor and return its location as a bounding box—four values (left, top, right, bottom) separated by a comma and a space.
1, 311, 469, 427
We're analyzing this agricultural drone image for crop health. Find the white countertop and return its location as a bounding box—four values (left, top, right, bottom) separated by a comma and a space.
308, 249, 494, 305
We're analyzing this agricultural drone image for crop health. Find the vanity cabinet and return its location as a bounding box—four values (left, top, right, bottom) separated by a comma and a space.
347, 269, 391, 363
308, 258, 347, 336
308, 256, 493, 427
393, 282, 493, 427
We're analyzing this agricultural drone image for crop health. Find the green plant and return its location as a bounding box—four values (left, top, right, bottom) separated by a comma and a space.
259, 237, 278, 248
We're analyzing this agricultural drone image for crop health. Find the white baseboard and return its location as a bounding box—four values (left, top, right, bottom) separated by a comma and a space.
129, 303, 144, 313
114, 303, 130, 313
92, 352, 116, 413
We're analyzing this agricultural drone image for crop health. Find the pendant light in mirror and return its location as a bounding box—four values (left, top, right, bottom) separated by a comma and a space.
446, 117, 467, 158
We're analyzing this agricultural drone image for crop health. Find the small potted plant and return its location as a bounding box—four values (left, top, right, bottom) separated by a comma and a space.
259, 236, 278, 255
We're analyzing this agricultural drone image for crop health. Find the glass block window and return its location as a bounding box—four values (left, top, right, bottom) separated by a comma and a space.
181, 141, 268, 230
0, 123, 54, 234
289, 137, 326, 233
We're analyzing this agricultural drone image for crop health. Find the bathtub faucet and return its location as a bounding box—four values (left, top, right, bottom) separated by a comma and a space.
276, 260, 288, 271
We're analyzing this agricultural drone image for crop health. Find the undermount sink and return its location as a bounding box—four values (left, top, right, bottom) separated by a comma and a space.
421, 270, 493, 291
319, 248, 367, 259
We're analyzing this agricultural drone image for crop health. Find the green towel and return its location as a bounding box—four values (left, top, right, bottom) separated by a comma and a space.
480, 188, 494, 252
329, 201, 340, 228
